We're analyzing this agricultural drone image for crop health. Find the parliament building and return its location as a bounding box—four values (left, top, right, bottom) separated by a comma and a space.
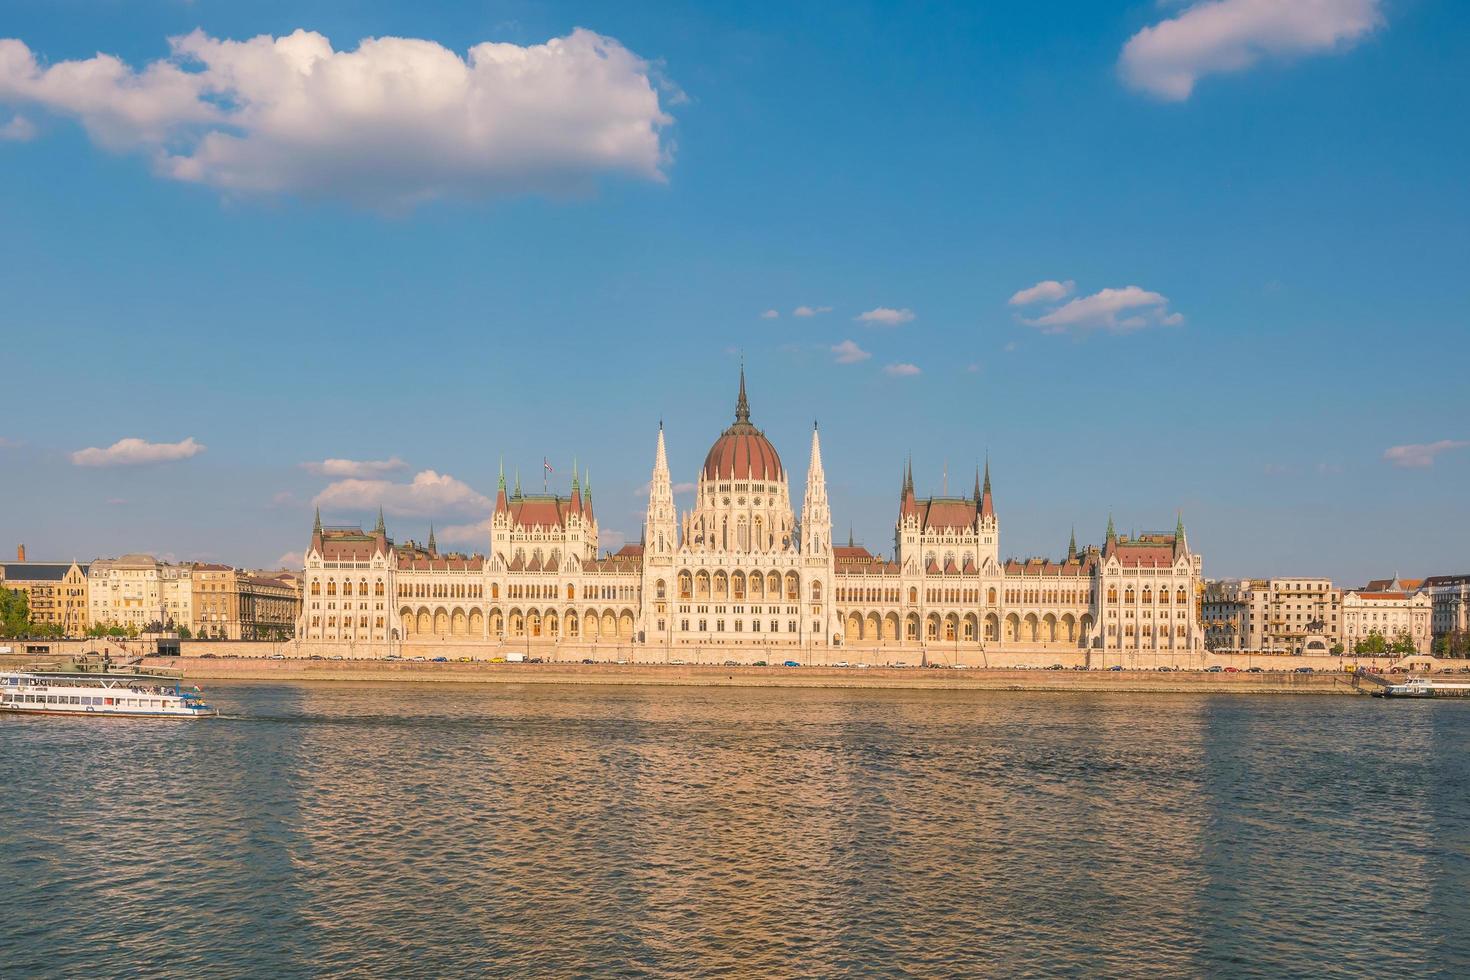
297, 371, 1204, 661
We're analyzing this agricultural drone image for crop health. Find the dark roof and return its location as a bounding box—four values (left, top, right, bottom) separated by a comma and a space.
0, 561, 88, 582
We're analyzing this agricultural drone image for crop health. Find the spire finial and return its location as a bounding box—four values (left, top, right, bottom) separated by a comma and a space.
497, 457, 506, 491
1068, 525, 1077, 559
375, 506, 386, 535
983, 454, 991, 495
735, 362, 750, 424
428, 525, 437, 553
848, 524, 854, 548
1106, 512, 1116, 543
514, 468, 521, 499
313, 507, 322, 534
572, 457, 579, 492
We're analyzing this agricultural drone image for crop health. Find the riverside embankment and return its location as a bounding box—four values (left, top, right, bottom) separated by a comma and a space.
129, 657, 1367, 694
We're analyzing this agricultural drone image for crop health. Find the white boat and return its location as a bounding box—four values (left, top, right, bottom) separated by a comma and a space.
0, 669, 219, 718
1375, 677, 1470, 699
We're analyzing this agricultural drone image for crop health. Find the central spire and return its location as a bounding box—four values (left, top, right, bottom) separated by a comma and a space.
735, 362, 750, 424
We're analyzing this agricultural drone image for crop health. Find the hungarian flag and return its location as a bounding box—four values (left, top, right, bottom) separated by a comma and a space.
544, 458, 554, 475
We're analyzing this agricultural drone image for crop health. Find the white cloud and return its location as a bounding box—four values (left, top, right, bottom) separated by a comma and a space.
1120, 0, 1384, 101
856, 306, 915, 326
313, 469, 491, 517
302, 456, 408, 478
1, 113, 34, 140
0, 27, 674, 208
1008, 279, 1074, 306
831, 339, 871, 364
270, 491, 298, 507
965, 363, 980, 373
793, 305, 832, 317
884, 363, 921, 377
1019, 285, 1185, 335
437, 518, 491, 545
760, 309, 779, 319
1383, 440, 1469, 469
276, 550, 305, 569
600, 529, 629, 553
71, 436, 205, 467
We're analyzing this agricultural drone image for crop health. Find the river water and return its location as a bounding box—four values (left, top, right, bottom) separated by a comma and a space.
1, 682, 1466, 977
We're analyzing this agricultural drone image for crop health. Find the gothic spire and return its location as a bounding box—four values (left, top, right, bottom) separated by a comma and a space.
427, 525, 437, 554
1068, 526, 1077, 560
513, 468, 522, 499
974, 465, 982, 504
979, 456, 994, 518
1106, 513, 1116, 545
313, 507, 322, 535
374, 506, 386, 535
735, 362, 751, 424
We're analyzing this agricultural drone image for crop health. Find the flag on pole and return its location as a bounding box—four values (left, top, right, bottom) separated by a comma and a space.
543, 458, 554, 474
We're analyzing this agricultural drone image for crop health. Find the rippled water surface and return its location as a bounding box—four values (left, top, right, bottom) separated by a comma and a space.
2, 683, 1468, 977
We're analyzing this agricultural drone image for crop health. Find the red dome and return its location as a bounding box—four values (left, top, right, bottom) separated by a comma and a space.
704, 428, 783, 481
702, 368, 783, 481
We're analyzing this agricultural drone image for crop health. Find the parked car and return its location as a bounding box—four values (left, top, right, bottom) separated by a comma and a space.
580, 658, 595, 664
1223, 666, 1239, 673
1206, 665, 1224, 672
753, 660, 768, 667
1046, 664, 1064, 671
1246, 666, 1264, 673
1295, 666, 1314, 673
723, 660, 740, 666
782, 660, 800, 667
431, 656, 448, 663
268, 653, 286, 660
528, 657, 545, 664
1107, 665, 1123, 671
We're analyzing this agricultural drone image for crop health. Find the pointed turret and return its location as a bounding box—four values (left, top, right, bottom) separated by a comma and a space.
1068, 526, 1077, 560
495, 458, 508, 512
313, 507, 322, 535
973, 465, 982, 504
802, 423, 831, 555
979, 457, 994, 519
570, 456, 583, 516
427, 525, 437, 554
645, 425, 675, 556
1105, 513, 1117, 550
374, 506, 386, 536
513, 469, 522, 500
735, 362, 750, 424
1174, 511, 1188, 558
583, 468, 594, 520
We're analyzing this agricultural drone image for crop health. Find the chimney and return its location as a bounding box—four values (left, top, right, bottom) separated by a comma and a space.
17, 544, 25, 562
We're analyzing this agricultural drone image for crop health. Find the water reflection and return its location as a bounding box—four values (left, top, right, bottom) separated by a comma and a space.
1, 684, 1466, 976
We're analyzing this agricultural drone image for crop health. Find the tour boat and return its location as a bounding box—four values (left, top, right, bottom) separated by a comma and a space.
0, 670, 219, 718
1374, 677, 1470, 699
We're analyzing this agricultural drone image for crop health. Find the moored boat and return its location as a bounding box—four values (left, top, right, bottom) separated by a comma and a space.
1374, 677, 1470, 699
0, 669, 219, 717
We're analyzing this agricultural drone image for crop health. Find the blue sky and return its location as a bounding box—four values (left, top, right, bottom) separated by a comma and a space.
1, 0, 1466, 585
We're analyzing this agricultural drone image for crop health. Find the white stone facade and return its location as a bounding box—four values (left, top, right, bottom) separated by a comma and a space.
295, 371, 1205, 659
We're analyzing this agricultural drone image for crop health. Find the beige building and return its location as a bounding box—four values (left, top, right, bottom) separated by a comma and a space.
1243, 578, 1342, 654
1202, 579, 1250, 651
88, 554, 192, 631
0, 548, 91, 634
192, 563, 300, 640
1342, 588, 1431, 653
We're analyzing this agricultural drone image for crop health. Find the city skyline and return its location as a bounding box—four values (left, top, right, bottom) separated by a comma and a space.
2, 1, 1467, 584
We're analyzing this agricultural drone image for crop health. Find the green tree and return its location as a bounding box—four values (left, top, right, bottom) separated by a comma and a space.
1331, 642, 1345, 656
0, 587, 31, 637
1354, 630, 1388, 655
177, 625, 192, 639
1389, 631, 1417, 655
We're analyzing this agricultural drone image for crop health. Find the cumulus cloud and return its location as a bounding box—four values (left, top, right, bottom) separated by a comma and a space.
0, 113, 34, 140
1018, 284, 1185, 335
437, 518, 491, 546
1120, 0, 1384, 101
302, 456, 408, 478
1383, 440, 1469, 469
276, 550, 305, 569
793, 305, 832, 317
71, 436, 205, 467
760, 309, 779, 319
884, 363, 921, 377
0, 27, 675, 208
313, 469, 491, 517
831, 339, 871, 364
1008, 279, 1074, 306
856, 307, 916, 326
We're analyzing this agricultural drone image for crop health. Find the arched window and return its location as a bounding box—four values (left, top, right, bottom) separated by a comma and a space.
1176, 588, 1188, 604
1125, 589, 1136, 604
678, 571, 692, 599
567, 584, 576, 601
310, 581, 321, 596
1107, 587, 1118, 603
326, 580, 337, 596
810, 581, 821, 603
1142, 588, 1153, 604
656, 579, 667, 600
988, 587, 997, 604
909, 587, 918, 604
374, 582, 384, 597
